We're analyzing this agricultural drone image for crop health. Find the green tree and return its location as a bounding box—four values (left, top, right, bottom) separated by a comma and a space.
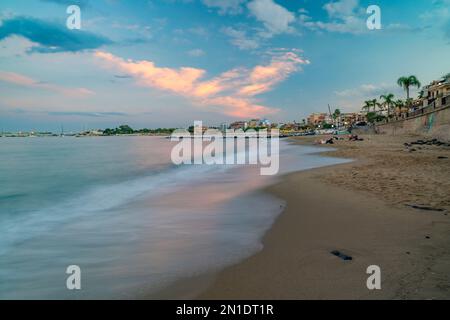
321, 122, 333, 129
117, 125, 134, 134
418, 90, 425, 99
380, 93, 395, 116
332, 109, 341, 128
443, 73, 450, 81
333, 109, 341, 119
366, 112, 385, 124
394, 99, 404, 114
362, 100, 372, 113
369, 99, 381, 113
397, 75, 421, 101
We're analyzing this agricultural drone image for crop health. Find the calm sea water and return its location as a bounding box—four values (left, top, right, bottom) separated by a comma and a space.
0, 136, 350, 299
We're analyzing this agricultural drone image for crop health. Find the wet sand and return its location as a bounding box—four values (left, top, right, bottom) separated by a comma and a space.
197, 134, 450, 299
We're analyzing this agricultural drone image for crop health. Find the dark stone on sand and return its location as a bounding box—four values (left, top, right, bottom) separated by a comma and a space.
406, 204, 445, 212
438, 156, 448, 159
331, 250, 353, 261
425, 236, 431, 239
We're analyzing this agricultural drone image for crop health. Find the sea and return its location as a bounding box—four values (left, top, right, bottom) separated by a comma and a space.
0, 136, 350, 299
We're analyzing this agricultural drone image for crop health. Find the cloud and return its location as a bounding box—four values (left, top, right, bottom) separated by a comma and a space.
300, 0, 367, 34
114, 74, 132, 79
323, 0, 359, 18
95, 50, 309, 118
205, 0, 296, 50
222, 27, 260, 50
446, 20, 450, 41
0, 16, 111, 53
40, 0, 89, 9
202, 0, 247, 15
48, 111, 127, 117
335, 83, 398, 98
333, 83, 409, 111
187, 48, 205, 57
420, 0, 450, 41
0, 71, 94, 97
247, 0, 295, 35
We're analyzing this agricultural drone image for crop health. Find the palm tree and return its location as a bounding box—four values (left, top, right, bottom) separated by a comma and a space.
418, 90, 425, 99
380, 93, 395, 116
394, 99, 404, 114
397, 76, 421, 101
370, 99, 381, 113
332, 109, 341, 128
443, 73, 450, 81
362, 100, 372, 113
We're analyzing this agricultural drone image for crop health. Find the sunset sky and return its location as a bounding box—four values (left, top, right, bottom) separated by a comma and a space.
1, 0, 449, 131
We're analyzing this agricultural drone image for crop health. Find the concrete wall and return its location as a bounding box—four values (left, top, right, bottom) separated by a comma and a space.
376, 105, 450, 141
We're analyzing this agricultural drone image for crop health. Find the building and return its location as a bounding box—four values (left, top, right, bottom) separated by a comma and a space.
219, 123, 228, 132
260, 119, 271, 127
422, 77, 450, 108
307, 113, 332, 126
247, 119, 260, 128
229, 121, 248, 130
279, 122, 302, 132
339, 112, 365, 126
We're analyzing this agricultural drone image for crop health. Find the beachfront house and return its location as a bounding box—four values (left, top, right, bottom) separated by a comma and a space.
339, 113, 365, 127
307, 113, 332, 127
422, 77, 450, 109
230, 121, 248, 131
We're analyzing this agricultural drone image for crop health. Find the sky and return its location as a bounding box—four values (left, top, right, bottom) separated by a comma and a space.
0, 0, 450, 131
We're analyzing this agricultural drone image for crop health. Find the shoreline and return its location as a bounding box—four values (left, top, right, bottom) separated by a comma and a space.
194, 134, 450, 299
144, 142, 352, 300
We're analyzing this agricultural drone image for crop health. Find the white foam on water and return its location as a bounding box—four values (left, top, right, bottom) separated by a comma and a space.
0, 139, 351, 299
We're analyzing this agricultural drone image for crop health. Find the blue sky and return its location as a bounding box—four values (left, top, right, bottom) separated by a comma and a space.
0, 0, 449, 131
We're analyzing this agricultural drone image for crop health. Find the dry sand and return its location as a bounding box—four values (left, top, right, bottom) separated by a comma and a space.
197, 134, 450, 300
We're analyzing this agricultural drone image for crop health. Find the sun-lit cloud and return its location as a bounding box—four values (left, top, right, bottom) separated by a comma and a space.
95, 50, 309, 118
0, 71, 94, 97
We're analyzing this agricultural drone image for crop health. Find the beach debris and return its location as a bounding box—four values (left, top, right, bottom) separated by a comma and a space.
425, 236, 431, 239
409, 139, 450, 148
331, 250, 353, 261
349, 134, 363, 142
405, 204, 445, 212
437, 156, 448, 159
316, 137, 335, 145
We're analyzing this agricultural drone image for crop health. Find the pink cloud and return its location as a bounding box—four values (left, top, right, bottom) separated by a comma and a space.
95, 50, 309, 118
0, 71, 94, 97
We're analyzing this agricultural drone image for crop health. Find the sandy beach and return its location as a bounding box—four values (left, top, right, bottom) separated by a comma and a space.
197, 134, 450, 300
